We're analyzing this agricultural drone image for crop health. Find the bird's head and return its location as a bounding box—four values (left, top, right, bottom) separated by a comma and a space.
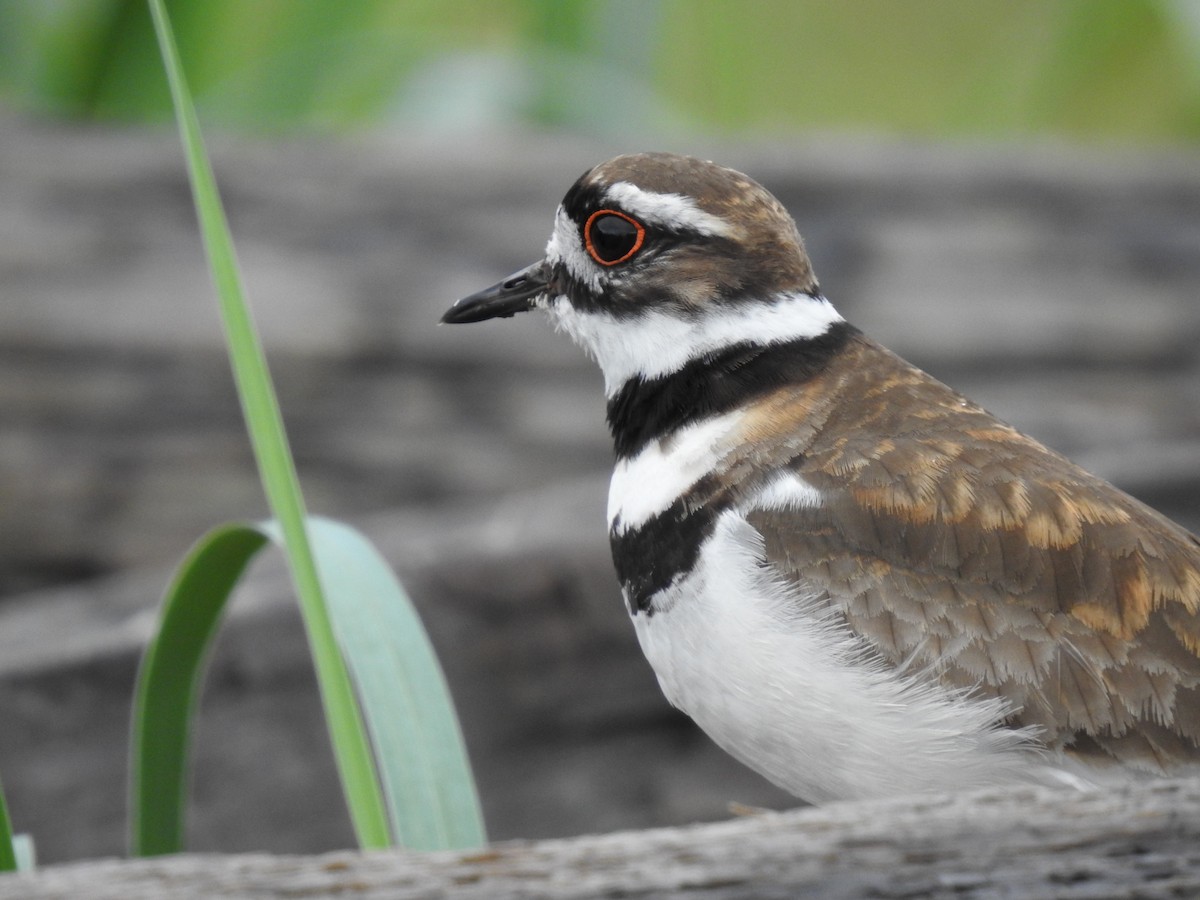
442, 152, 844, 394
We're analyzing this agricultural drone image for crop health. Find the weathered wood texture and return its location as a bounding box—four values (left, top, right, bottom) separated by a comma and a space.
3, 778, 1198, 899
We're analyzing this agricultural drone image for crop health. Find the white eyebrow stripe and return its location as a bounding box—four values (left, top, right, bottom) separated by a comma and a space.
603, 182, 732, 237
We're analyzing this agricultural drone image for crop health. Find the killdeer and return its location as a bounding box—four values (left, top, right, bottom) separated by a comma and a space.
442, 152, 1200, 802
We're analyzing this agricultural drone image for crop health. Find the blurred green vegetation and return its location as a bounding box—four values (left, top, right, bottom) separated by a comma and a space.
1, 0, 1198, 141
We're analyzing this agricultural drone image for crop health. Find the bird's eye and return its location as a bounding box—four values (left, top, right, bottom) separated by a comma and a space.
584, 210, 645, 266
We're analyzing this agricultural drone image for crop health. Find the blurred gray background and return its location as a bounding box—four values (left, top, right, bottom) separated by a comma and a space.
0, 0, 1198, 865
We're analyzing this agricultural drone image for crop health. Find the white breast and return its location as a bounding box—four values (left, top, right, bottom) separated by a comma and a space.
628, 507, 1070, 802
607, 410, 743, 534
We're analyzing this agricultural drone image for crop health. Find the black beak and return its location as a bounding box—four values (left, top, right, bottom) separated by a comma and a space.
441, 261, 550, 324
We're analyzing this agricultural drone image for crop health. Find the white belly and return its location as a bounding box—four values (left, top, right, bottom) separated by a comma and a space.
629, 510, 1057, 802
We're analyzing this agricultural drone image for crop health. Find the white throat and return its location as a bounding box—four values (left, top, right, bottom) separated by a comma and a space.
544, 293, 845, 395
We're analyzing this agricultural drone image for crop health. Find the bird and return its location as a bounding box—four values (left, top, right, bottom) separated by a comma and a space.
441, 152, 1200, 803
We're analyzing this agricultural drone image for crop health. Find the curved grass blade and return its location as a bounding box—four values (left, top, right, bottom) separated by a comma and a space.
130, 523, 267, 856
302, 518, 485, 849
131, 518, 485, 855
146, 0, 388, 850
130, 521, 387, 856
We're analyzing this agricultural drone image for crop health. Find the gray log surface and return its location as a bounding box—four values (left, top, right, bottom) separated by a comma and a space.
2, 778, 1198, 899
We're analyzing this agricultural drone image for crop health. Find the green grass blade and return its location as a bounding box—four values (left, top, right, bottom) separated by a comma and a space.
131, 519, 485, 855
146, 0, 389, 849
306, 518, 485, 849
0, 773, 18, 871
130, 523, 268, 856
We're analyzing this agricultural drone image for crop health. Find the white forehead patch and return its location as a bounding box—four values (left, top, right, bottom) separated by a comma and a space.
604, 182, 732, 237
544, 205, 602, 293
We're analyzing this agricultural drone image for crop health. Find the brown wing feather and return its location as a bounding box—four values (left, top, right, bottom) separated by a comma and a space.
735, 333, 1200, 770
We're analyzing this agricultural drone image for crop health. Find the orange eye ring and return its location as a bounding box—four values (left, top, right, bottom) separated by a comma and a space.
584, 209, 646, 266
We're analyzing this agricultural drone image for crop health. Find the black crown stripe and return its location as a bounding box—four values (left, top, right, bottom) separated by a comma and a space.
606, 320, 858, 460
